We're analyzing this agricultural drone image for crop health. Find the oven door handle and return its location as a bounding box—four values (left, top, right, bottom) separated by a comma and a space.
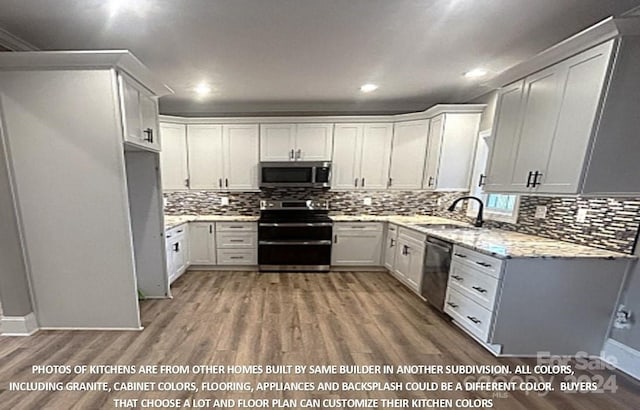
259, 222, 333, 227
259, 240, 332, 245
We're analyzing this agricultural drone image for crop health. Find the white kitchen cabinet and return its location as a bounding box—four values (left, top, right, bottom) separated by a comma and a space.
331, 223, 383, 265
215, 222, 257, 265
166, 224, 189, 284
389, 120, 429, 190
119, 74, 160, 151
182, 123, 259, 191
187, 124, 224, 189
332, 123, 393, 190
383, 223, 399, 271
423, 113, 481, 191
159, 123, 189, 190
189, 222, 216, 265
485, 36, 640, 195
260, 123, 333, 161
223, 124, 260, 190
393, 230, 426, 293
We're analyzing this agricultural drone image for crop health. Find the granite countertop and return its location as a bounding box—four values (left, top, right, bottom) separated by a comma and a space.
331, 214, 632, 260
164, 213, 632, 260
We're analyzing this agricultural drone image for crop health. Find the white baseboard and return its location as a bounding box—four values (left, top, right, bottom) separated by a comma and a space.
601, 338, 640, 380
1, 312, 39, 336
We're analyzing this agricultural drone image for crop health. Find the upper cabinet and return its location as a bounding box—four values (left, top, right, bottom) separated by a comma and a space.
389, 120, 430, 190
159, 123, 189, 190
260, 123, 333, 161
119, 74, 161, 152
423, 113, 481, 191
223, 124, 260, 190
332, 123, 393, 190
187, 124, 224, 190
486, 21, 640, 195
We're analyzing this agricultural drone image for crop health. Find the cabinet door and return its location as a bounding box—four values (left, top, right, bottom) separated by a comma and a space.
140, 91, 160, 151
295, 123, 334, 161
120, 76, 143, 145
424, 115, 444, 190
189, 223, 216, 265
383, 226, 398, 271
260, 124, 296, 161
540, 40, 613, 194
160, 123, 189, 190
332, 124, 363, 190
394, 236, 424, 292
389, 120, 429, 190
485, 80, 525, 192
510, 65, 565, 192
187, 125, 224, 189
332, 230, 383, 265
223, 124, 259, 190
359, 123, 393, 189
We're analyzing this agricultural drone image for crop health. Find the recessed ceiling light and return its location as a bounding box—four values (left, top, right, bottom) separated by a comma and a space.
360, 83, 379, 93
193, 83, 212, 96
464, 68, 488, 79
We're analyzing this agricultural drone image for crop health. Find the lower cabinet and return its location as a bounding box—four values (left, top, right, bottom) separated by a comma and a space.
383, 223, 398, 270
215, 222, 257, 265
391, 228, 426, 294
165, 224, 189, 284
189, 222, 216, 265
331, 222, 384, 266
443, 244, 629, 356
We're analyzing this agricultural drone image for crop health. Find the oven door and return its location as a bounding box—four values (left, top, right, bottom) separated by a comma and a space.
258, 222, 332, 271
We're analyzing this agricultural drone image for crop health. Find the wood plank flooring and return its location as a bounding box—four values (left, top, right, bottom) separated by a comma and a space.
1, 270, 639, 409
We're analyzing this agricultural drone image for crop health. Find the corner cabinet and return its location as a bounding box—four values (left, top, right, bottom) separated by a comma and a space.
486, 32, 640, 195
332, 123, 393, 190
423, 113, 481, 191
119, 74, 160, 151
260, 123, 333, 161
388, 120, 429, 190
331, 223, 384, 265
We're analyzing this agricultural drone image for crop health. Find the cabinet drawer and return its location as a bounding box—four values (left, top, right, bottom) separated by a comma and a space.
217, 249, 257, 265
444, 287, 493, 342
165, 224, 187, 240
398, 227, 426, 243
448, 260, 501, 310
452, 245, 503, 279
216, 222, 257, 232
216, 231, 257, 248
334, 222, 383, 232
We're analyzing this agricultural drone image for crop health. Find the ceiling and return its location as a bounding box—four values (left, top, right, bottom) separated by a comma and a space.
0, 0, 639, 116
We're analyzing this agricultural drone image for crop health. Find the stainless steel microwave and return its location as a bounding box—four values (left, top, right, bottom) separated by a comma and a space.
259, 161, 331, 188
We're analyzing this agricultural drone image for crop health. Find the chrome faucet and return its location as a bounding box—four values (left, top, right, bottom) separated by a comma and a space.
447, 196, 484, 227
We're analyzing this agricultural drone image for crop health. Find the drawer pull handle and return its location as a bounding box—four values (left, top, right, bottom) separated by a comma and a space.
467, 316, 481, 324
390, 239, 395, 247
472, 286, 488, 294
229, 256, 244, 260
475, 261, 492, 268
229, 225, 244, 228
176, 229, 183, 234
230, 239, 245, 243
446, 302, 459, 308
450, 275, 463, 281
454, 253, 467, 258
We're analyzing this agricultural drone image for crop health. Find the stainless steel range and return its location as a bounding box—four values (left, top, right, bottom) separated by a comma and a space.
258, 199, 332, 272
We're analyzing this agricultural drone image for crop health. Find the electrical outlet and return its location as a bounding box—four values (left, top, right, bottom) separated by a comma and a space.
363, 197, 372, 206
534, 206, 547, 219
613, 304, 632, 330
220, 197, 229, 206
576, 208, 588, 223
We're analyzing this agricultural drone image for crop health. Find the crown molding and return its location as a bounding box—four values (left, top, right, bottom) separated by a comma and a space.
0, 28, 38, 51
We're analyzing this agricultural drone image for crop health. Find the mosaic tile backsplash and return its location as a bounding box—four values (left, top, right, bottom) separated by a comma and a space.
164, 189, 640, 254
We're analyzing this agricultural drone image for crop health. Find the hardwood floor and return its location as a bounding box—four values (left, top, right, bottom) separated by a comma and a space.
1, 270, 639, 409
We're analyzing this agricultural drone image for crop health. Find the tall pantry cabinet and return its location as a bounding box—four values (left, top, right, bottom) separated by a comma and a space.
0, 51, 172, 331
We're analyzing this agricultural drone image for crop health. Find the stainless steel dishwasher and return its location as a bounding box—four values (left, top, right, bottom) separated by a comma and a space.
421, 236, 453, 313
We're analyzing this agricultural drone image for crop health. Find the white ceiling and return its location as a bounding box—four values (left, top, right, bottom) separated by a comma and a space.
1, 0, 639, 116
